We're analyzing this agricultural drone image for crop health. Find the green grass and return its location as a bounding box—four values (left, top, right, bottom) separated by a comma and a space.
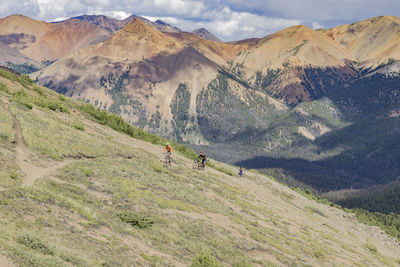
364, 242, 378, 253
191, 250, 219, 267
150, 159, 163, 172
140, 253, 165, 266
0, 82, 10, 94
17, 234, 54, 256
9, 102, 133, 160
79, 103, 199, 160
305, 206, 327, 217
207, 161, 235, 176
0, 68, 33, 88
12, 89, 33, 109
0, 102, 15, 144
117, 211, 154, 229
69, 119, 85, 131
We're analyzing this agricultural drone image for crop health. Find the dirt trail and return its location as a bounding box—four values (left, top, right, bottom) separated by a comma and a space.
0, 253, 15, 267
8, 106, 73, 186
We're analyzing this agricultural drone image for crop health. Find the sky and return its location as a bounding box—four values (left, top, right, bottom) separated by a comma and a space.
1, 0, 400, 41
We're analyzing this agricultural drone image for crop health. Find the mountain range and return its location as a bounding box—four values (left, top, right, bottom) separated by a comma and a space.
1, 13, 400, 214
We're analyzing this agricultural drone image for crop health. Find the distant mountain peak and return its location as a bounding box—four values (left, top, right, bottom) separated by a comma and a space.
121, 17, 154, 33
191, 28, 221, 42
155, 19, 168, 26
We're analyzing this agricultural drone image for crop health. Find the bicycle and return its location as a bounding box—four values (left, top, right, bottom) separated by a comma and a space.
192, 158, 205, 170
163, 152, 172, 167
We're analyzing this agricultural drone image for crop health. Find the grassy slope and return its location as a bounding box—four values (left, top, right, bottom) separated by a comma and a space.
0, 72, 399, 266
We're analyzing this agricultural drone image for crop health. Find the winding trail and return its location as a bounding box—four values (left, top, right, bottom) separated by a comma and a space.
8, 105, 73, 186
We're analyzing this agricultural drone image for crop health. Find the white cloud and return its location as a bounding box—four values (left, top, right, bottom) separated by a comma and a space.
155, 7, 302, 41
153, 0, 206, 17
0, 0, 39, 16
312, 21, 324, 30
103, 11, 130, 20
51, 16, 68, 22
1, 0, 399, 41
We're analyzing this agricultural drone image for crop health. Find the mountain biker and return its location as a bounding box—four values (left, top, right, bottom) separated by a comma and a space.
238, 167, 243, 177
163, 143, 172, 165
197, 151, 207, 169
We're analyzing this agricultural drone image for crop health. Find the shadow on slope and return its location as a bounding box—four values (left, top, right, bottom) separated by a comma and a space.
236, 115, 400, 192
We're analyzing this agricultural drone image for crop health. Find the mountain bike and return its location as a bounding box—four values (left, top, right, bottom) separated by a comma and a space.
163, 152, 172, 167
192, 158, 205, 170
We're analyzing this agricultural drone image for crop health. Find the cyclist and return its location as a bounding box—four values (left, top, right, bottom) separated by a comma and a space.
197, 151, 207, 169
163, 143, 172, 165
238, 167, 243, 177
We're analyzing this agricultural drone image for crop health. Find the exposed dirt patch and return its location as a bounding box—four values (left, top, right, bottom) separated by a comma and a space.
0, 253, 15, 267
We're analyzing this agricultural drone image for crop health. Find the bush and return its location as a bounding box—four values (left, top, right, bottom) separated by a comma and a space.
191, 251, 219, 267
34, 97, 70, 113
117, 211, 154, 229
17, 234, 54, 255
0, 82, 9, 94
12, 89, 33, 109
32, 86, 44, 95
0, 68, 33, 87
364, 242, 377, 253
174, 143, 197, 159
70, 119, 85, 131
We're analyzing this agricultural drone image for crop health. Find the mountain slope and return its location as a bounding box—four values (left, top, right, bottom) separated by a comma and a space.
1, 68, 400, 266
231, 25, 358, 104
0, 14, 109, 62
323, 16, 400, 70
0, 14, 52, 49
0, 42, 40, 73
22, 19, 109, 61
33, 19, 235, 142
192, 28, 221, 42
72, 14, 182, 34
324, 181, 400, 214
71, 14, 122, 34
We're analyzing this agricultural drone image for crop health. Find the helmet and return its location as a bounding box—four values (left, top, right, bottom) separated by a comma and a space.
166, 143, 170, 146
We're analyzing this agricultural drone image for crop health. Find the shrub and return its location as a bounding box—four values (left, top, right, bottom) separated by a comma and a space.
174, 143, 197, 159
364, 242, 377, 253
12, 89, 33, 109
305, 206, 327, 217
70, 119, 85, 131
191, 251, 219, 267
9, 172, 18, 179
117, 211, 154, 229
32, 86, 44, 95
0, 82, 9, 94
34, 97, 70, 113
0, 68, 33, 87
17, 234, 54, 255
